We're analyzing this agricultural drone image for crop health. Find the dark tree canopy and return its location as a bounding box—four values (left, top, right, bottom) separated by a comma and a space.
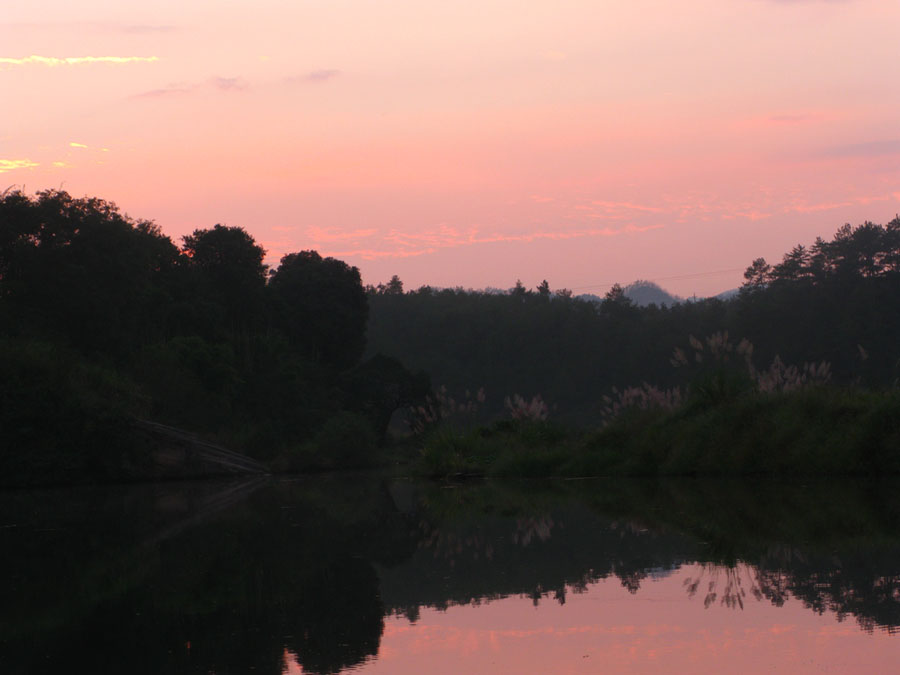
0, 189, 181, 352
269, 250, 368, 369
742, 219, 900, 289
181, 224, 268, 334
1, 189, 387, 477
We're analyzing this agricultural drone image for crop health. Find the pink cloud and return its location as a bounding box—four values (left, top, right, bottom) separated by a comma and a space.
306, 226, 378, 242
324, 223, 664, 261
788, 201, 853, 213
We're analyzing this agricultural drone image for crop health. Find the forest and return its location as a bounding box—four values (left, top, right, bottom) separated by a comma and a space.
0, 189, 427, 485
1, 188, 899, 484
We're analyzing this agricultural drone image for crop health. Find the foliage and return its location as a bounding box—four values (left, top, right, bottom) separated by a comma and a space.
269, 250, 368, 369
413, 374, 900, 479
0, 338, 147, 485
308, 412, 379, 469
0, 189, 402, 483
181, 223, 268, 335
340, 354, 431, 443
4, 188, 900, 484
409, 385, 486, 435
368, 220, 900, 423
504, 394, 549, 421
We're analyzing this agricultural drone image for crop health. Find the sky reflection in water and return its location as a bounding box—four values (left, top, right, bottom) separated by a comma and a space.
1, 476, 899, 674
333, 563, 898, 675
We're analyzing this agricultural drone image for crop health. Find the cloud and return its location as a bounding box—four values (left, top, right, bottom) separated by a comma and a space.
791, 194, 895, 211
132, 78, 247, 98
788, 200, 852, 213
821, 139, 900, 158
591, 200, 665, 214
324, 223, 663, 260
0, 159, 38, 173
131, 83, 196, 98
0, 55, 158, 67
731, 210, 772, 220
69, 142, 88, 148
321, 247, 435, 260
211, 76, 248, 91
307, 226, 378, 242
52, 161, 71, 168
288, 69, 342, 84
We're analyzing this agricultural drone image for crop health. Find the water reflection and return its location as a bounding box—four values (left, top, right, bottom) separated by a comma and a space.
1, 476, 899, 674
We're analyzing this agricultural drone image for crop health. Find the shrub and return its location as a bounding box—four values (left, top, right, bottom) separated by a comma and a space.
310, 412, 378, 469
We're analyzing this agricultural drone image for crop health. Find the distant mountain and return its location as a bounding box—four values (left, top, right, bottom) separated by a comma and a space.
574, 281, 735, 306
623, 280, 683, 307
713, 287, 740, 301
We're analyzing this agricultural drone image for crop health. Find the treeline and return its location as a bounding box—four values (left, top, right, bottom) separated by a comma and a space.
3, 187, 899, 482
367, 219, 900, 422
0, 189, 426, 484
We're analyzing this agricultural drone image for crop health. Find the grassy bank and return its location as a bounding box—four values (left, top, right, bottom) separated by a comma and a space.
415, 386, 900, 478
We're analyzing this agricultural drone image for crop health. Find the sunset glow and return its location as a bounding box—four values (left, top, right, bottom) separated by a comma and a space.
3, 0, 899, 294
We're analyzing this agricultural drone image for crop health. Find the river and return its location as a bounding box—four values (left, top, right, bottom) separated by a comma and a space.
2, 474, 898, 673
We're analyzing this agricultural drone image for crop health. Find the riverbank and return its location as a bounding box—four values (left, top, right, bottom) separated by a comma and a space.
416, 386, 900, 479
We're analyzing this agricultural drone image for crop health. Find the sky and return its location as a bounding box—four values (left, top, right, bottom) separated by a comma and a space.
2, 0, 899, 296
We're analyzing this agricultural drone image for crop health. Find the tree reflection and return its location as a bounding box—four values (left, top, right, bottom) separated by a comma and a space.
4, 476, 900, 675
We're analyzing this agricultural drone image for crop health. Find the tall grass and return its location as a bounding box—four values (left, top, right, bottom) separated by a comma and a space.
413, 334, 900, 479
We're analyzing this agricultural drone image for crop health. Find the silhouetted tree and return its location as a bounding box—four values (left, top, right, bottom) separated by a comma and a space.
181, 224, 268, 336
742, 257, 770, 290
269, 251, 368, 369
0, 189, 181, 351
385, 275, 404, 295
341, 354, 430, 443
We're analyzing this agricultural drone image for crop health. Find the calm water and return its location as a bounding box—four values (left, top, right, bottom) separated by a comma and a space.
2, 475, 899, 673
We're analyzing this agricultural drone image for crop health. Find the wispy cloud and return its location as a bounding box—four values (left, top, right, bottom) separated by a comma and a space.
731, 210, 772, 221
132, 77, 247, 98
131, 83, 197, 98
288, 69, 342, 84
211, 76, 248, 91
0, 159, 39, 173
821, 139, 900, 158
787, 193, 893, 213
788, 201, 852, 213
324, 223, 663, 260
307, 226, 378, 242
322, 247, 434, 260
591, 200, 665, 214
0, 55, 158, 67
69, 142, 88, 149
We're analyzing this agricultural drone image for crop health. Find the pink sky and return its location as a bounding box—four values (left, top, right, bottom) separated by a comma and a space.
3, 0, 900, 296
